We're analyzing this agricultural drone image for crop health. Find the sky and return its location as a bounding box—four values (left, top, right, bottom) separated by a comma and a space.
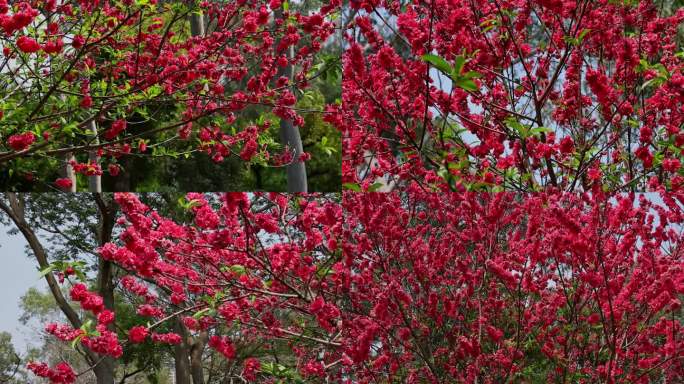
0, 226, 47, 354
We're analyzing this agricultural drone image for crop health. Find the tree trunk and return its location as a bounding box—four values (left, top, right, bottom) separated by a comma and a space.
274, 11, 307, 192
62, 153, 77, 192
174, 320, 192, 384
174, 12, 208, 384
189, 12, 204, 36
88, 120, 102, 192
189, 331, 208, 384
95, 194, 117, 383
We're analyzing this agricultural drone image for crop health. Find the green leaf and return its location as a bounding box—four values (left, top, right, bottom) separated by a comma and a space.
367, 182, 384, 192
80, 319, 93, 332
529, 127, 553, 136
229, 265, 246, 276
463, 70, 482, 79
282, 1, 289, 11
193, 308, 211, 319
421, 54, 453, 76
577, 28, 591, 42
74, 270, 87, 283
455, 78, 478, 92
505, 117, 530, 138
453, 55, 466, 75
37, 265, 54, 279
70, 334, 83, 349
342, 183, 361, 192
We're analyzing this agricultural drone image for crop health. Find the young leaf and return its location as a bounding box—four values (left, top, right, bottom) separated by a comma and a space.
342, 183, 361, 192
453, 55, 466, 75
421, 54, 453, 76
37, 265, 54, 279
455, 78, 478, 92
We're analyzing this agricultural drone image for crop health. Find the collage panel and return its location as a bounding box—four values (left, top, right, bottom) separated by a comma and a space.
0, 1, 342, 192
0, 192, 343, 383
339, 0, 684, 193
0, 191, 682, 383
342, 190, 684, 382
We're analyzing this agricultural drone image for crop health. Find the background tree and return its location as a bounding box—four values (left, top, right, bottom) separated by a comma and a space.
0, 331, 23, 383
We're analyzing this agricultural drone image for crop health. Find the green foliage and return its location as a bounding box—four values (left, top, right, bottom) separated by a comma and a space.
422, 54, 482, 92
0, 332, 21, 383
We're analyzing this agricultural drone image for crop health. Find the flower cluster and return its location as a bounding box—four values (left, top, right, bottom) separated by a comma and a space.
69, 283, 104, 314
7, 132, 35, 151
208, 335, 236, 359
128, 326, 148, 344
26, 362, 76, 384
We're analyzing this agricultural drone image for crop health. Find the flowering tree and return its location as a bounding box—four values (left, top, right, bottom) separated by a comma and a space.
342, 190, 683, 382
20, 192, 343, 383
0, 0, 340, 191
338, 0, 684, 192
15, 190, 683, 383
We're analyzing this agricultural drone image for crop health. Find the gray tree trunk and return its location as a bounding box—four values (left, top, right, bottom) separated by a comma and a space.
190, 12, 205, 36
62, 153, 77, 192
88, 120, 101, 192
276, 19, 307, 192
170, 11, 208, 384
189, 331, 208, 384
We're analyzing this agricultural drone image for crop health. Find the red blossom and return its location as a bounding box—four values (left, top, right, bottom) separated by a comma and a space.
54, 178, 73, 190
7, 132, 35, 151
128, 326, 148, 344
27, 362, 76, 384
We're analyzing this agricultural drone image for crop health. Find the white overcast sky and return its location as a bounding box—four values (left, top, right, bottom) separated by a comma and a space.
0, 227, 47, 354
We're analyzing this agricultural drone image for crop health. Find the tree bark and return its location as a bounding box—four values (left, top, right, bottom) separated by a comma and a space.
189, 331, 208, 384
189, 12, 204, 37
88, 120, 102, 192
279, 44, 308, 192
274, 9, 307, 192
62, 153, 77, 192
174, 320, 192, 384
94, 194, 118, 383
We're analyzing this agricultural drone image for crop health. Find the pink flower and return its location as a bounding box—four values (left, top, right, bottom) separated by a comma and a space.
7, 132, 35, 151
151, 332, 182, 345
97, 310, 115, 326
16, 36, 40, 53
663, 158, 681, 172
243, 358, 261, 381
239, 138, 258, 161
27, 361, 76, 384
108, 163, 121, 176
559, 136, 574, 155
72, 34, 85, 49
54, 178, 73, 190
105, 119, 127, 140
80, 95, 93, 109
208, 335, 236, 359
128, 326, 148, 343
